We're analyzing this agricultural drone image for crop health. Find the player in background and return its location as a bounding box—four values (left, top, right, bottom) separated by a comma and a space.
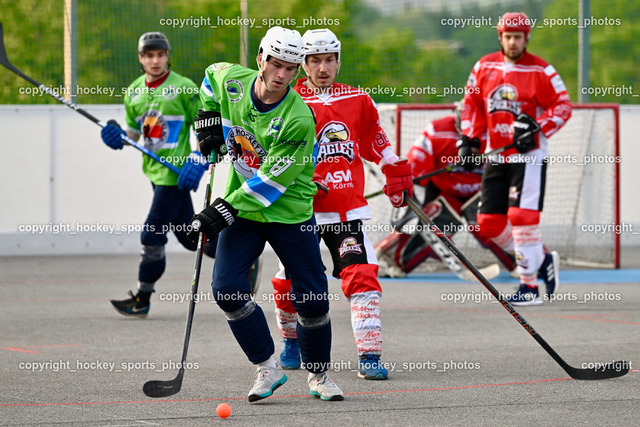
459, 12, 571, 305
270, 29, 414, 380
101, 32, 212, 318
190, 27, 343, 402
375, 108, 517, 278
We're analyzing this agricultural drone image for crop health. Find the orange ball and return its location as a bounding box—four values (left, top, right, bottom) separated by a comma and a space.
216, 403, 232, 419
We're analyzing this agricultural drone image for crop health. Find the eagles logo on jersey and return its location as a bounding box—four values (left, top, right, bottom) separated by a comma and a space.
317, 121, 355, 162
488, 84, 521, 115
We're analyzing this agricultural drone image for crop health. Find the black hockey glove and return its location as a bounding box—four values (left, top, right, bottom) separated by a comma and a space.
456, 135, 482, 171
194, 109, 227, 164
512, 113, 541, 153
187, 198, 238, 243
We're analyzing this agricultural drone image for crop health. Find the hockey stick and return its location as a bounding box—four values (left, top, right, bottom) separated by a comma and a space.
364, 144, 515, 200
0, 22, 180, 175
407, 197, 500, 281
143, 164, 215, 398
405, 194, 629, 380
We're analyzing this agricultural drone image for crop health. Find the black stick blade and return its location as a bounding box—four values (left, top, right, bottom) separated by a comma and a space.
566, 361, 630, 380
143, 377, 183, 398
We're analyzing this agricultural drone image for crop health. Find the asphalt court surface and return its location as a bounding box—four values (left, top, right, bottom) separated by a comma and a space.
1, 251, 638, 426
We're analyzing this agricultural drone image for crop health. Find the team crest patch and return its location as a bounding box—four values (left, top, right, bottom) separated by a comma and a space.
338, 237, 363, 258
317, 121, 354, 162
140, 109, 169, 152
226, 126, 266, 178
225, 79, 244, 102
162, 84, 178, 100
488, 83, 520, 115
268, 117, 284, 137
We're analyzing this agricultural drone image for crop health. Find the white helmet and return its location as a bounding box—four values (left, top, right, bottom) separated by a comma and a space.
258, 26, 305, 65
302, 29, 341, 62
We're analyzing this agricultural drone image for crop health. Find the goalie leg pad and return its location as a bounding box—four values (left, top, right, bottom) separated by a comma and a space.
375, 232, 411, 276
399, 195, 463, 270
422, 194, 464, 234
460, 192, 481, 224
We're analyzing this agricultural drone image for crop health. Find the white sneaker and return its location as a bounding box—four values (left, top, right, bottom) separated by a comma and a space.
308, 372, 344, 401
248, 363, 287, 402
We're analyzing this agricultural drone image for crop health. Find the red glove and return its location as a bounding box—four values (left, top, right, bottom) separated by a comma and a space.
313, 173, 329, 200
382, 159, 414, 207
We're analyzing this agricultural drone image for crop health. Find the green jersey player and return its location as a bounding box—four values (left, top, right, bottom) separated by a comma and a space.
101, 32, 211, 317
189, 26, 344, 402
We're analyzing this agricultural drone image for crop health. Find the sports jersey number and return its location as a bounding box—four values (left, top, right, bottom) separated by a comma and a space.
269, 158, 293, 177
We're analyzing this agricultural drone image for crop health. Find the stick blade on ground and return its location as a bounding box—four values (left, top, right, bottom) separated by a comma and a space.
143, 375, 183, 398
566, 361, 629, 380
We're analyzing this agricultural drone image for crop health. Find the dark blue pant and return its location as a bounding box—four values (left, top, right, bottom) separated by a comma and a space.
139, 185, 216, 286
212, 216, 331, 371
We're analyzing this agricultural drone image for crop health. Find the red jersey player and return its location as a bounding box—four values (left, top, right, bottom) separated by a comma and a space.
271, 28, 413, 380
375, 109, 517, 277
459, 12, 571, 305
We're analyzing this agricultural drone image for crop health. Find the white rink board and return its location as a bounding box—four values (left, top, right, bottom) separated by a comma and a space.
0, 104, 639, 255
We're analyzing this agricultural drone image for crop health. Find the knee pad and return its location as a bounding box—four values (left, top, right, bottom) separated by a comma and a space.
477, 213, 508, 239
507, 207, 540, 226
138, 245, 166, 286
224, 301, 257, 321
140, 245, 165, 264
339, 264, 381, 297
292, 296, 329, 321
298, 312, 331, 330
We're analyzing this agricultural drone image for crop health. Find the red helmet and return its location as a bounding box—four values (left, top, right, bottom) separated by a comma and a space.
497, 12, 531, 40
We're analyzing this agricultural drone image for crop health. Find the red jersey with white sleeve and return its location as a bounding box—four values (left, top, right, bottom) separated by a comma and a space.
462, 50, 572, 162
406, 115, 481, 198
294, 78, 399, 224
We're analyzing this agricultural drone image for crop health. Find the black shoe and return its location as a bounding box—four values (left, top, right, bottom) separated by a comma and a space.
538, 251, 560, 297
110, 290, 151, 318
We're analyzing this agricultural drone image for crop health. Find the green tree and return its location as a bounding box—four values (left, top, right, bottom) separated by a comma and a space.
532, 0, 640, 103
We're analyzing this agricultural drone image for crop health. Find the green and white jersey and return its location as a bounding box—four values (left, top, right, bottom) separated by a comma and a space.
124, 71, 201, 186
200, 62, 317, 223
